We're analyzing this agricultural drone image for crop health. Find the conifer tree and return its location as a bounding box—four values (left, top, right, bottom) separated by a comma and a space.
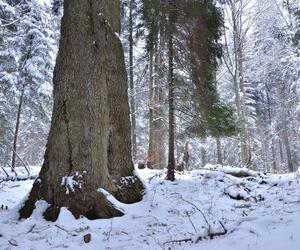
19, 0, 144, 221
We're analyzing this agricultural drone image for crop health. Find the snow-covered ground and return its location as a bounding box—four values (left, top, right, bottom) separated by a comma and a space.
0, 166, 300, 250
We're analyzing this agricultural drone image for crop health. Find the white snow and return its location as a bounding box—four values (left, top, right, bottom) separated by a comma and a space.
61, 172, 84, 195
0, 166, 300, 250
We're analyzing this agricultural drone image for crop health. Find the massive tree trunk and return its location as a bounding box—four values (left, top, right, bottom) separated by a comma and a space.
19, 0, 143, 222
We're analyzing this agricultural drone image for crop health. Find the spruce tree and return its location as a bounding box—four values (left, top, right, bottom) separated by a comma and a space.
19, 0, 144, 221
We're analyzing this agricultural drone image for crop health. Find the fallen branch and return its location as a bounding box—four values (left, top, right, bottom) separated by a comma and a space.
0, 166, 9, 179
148, 170, 166, 184
267, 183, 278, 190
12, 148, 30, 177
185, 211, 198, 234
55, 224, 77, 236
27, 224, 36, 234
165, 195, 229, 246
7, 163, 18, 178
0, 175, 37, 182
163, 221, 228, 246
106, 219, 113, 241
206, 221, 227, 240
284, 200, 300, 204
179, 196, 209, 226
8, 239, 18, 247
163, 238, 193, 246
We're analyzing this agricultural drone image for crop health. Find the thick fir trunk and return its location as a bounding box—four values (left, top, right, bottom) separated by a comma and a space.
129, 0, 137, 161
166, 3, 175, 181
19, 0, 143, 221
11, 85, 25, 169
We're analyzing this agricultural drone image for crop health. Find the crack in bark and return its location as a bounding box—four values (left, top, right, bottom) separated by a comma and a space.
62, 100, 74, 173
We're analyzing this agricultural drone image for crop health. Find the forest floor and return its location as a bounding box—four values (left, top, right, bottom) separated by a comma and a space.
0, 165, 300, 250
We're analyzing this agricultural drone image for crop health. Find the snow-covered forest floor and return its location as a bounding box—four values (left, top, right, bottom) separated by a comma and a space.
0, 166, 300, 250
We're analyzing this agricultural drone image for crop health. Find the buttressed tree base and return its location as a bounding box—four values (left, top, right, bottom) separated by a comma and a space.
19, 0, 144, 222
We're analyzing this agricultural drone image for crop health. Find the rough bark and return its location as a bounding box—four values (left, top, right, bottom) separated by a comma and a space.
19, 0, 143, 222
11, 85, 25, 170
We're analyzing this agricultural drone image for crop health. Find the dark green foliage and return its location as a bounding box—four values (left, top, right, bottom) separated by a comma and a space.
142, 0, 238, 137
207, 103, 240, 137
140, 0, 239, 139
141, 0, 167, 51
184, 0, 238, 138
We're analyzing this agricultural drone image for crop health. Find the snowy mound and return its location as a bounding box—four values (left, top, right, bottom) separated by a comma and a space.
0, 166, 299, 250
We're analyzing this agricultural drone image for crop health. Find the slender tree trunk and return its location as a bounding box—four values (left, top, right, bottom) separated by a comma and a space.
216, 137, 222, 165
153, 35, 166, 169
166, 1, 175, 181
265, 89, 277, 172
147, 47, 155, 168
129, 0, 137, 161
201, 139, 207, 167
279, 137, 284, 166
157, 89, 166, 169
281, 107, 294, 172
183, 142, 189, 170
237, 46, 250, 166
230, 3, 250, 166
19, 0, 143, 221
283, 129, 293, 172
11, 85, 25, 170
148, 33, 166, 170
